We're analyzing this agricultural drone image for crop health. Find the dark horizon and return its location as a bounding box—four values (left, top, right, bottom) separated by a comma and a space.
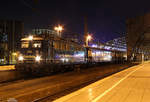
1, 0, 150, 42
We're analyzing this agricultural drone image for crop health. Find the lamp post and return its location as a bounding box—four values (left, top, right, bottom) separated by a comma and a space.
54, 25, 63, 37
86, 35, 92, 47
54, 25, 64, 62
85, 34, 92, 62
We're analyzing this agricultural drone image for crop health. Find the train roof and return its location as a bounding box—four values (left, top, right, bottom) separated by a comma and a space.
21, 36, 43, 41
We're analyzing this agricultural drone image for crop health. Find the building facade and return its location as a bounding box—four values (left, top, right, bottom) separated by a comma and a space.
62, 32, 84, 45
0, 20, 24, 64
32, 29, 58, 36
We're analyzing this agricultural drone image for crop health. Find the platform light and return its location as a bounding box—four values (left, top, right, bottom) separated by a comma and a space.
54, 25, 63, 37
35, 56, 41, 62
86, 35, 92, 41
86, 34, 92, 46
54, 25, 63, 31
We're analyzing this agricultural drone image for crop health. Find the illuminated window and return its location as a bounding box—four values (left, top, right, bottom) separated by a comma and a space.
21, 42, 29, 48
33, 42, 41, 48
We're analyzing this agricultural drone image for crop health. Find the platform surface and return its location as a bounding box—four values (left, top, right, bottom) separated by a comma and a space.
54, 61, 150, 102
0, 65, 15, 71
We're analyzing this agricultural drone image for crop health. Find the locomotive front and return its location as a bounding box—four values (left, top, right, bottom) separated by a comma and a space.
17, 35, 44, 64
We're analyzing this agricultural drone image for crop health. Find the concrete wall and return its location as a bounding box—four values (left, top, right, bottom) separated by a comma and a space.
0, 70, 21, 82
0, 70, 23, 83
0, 65, 22, 82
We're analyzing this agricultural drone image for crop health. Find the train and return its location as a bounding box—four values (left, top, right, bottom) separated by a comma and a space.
15, 34, 127, 75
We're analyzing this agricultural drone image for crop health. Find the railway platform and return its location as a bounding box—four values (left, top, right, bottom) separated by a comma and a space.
54, 61, 150, 102
0, 65, 15, 71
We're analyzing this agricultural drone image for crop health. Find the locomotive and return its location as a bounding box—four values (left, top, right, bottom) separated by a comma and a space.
15, 34, 126, 74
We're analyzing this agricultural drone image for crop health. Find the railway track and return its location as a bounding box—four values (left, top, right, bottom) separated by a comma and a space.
0, 63, 136, 102
32, 63, 136, 102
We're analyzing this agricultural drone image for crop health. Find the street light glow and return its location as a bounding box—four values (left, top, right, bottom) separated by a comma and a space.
54, 25, 64, 37
29, 35, 33, 40
86, 34, 92, 47
54, 25, 63, 32
87, 35, 92, 41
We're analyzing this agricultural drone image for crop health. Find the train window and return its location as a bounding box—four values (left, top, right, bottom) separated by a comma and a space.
33, 42, 41, 48
21, 42, 29, 48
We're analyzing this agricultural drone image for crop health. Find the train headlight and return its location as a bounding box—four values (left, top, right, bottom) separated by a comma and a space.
61, 58, 69, 62
35, 56, 41, 62
18, 56, 24, 61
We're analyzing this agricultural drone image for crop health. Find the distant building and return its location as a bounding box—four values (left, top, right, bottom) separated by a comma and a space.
0, 42, 7, 64
32, 29, 82, 43
0, 20, 24, 64
62, 32, 82, 44
32, 28, 58, 36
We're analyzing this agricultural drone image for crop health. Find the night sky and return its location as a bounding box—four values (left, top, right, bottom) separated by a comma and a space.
0, 0, 150, 42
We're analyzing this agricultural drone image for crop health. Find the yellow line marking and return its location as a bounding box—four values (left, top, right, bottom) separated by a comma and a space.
92, 64, 144, 102
0, 65, 15, 71
53, 64, 143, 102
